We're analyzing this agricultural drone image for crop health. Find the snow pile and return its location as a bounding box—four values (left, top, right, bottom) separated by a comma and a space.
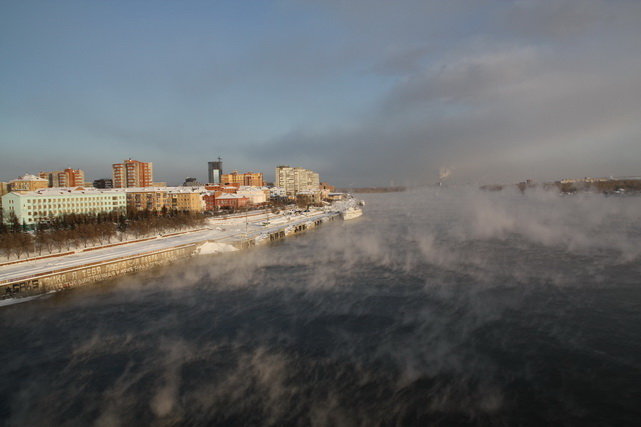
255, 233, 270, 245
196, 241, 239, 255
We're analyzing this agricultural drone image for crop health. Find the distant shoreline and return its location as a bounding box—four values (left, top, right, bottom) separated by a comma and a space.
480, 178, 641, 194
338, 186, 406, 194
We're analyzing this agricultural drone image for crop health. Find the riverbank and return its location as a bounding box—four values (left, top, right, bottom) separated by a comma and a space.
0, 208, 343, 303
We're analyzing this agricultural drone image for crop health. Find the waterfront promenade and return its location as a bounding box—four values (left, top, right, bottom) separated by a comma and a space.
0, 208, 339, 292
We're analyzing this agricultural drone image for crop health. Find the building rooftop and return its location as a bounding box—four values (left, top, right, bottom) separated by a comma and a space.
216, 193, 247, 200
6, 187, 125, 197
10, 174, 48, 182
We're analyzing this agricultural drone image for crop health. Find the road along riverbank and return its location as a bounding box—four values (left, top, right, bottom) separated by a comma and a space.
0, 209, 343, 303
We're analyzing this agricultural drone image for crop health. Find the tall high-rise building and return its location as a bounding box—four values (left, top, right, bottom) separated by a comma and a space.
39, 168, 85, 187
112, 159, 153, 188
208, 158, 223, 184
275, 166, 320, 196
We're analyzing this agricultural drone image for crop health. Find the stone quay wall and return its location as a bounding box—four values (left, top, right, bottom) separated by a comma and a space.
1, 213, 340, 301
1, 244, 198, 300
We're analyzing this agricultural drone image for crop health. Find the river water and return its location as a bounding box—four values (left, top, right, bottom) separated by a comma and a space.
2, 188, 641, 426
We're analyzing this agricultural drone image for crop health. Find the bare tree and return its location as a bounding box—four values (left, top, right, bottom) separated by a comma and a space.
14, 233, 33, 259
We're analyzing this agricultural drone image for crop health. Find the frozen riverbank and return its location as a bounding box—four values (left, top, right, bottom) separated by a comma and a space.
0, 208, 342, 302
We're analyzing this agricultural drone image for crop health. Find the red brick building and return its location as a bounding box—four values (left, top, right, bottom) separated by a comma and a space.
202, 192, 218, 211
215, 193, 249, 209
205, 184, 239, 193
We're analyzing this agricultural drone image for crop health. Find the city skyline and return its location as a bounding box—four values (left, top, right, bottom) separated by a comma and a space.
2, 1, 641, 186
1, 158, 281, 188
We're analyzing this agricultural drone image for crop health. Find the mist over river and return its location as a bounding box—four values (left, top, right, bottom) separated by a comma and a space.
2, 188, 641, 426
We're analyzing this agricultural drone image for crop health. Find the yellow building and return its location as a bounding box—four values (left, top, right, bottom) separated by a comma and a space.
0, 182, 8, 212
124, 188, 205, 213
8, 174, 49, 193
126, 190, 168, 212
221, 171, 264, 187
167, 191, 204, 213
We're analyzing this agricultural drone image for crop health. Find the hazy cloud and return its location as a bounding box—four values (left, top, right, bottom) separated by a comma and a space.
1, 0, 640, 185
256, 1, 641, 185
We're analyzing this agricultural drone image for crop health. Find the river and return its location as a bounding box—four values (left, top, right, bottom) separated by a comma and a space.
1, 187, 641, 426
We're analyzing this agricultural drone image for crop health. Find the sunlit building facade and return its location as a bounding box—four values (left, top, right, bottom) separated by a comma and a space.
275, 166, 320, 196
221, 171, 264, 187
113, 159, 153, 188
8, 174, 49, 193
39, 168, 85, 188
123, 187, 206, 213
1, 188, 126, 226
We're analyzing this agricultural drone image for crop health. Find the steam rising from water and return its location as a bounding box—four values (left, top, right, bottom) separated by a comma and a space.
1, 188, 641, 425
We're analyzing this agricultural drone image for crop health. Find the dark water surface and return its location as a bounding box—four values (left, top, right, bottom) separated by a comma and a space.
2, 188, 641, 426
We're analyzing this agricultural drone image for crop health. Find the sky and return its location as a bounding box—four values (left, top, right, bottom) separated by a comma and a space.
1, 0, 640, 187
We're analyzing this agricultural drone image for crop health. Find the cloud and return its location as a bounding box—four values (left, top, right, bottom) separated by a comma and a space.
1, 0, 640, 185
253, 0, 641, 185
502, 0, 641, 40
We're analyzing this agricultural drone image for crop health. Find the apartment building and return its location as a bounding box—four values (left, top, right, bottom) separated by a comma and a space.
166, 190, 205, 213
125, 189, 169, 212
123, 187, 206, 213
112, 159, 153, 188
275, 166, 320, 196
8, 174, 49, 193
39, 168, 85, 187
221, 171, 264, 187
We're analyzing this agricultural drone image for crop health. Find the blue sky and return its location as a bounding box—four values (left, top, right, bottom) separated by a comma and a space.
2, 0, 641, 186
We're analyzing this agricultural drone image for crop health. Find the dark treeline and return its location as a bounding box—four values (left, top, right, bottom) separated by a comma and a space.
480, 179, 641, 194
0, 209, 206, 260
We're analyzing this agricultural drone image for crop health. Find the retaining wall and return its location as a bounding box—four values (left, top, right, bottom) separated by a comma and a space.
1, 213, 340, 301
1, 245, 198, 299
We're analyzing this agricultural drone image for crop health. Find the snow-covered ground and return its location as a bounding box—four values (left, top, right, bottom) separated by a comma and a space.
195, 241, 238, 255
0, 209, 338, 284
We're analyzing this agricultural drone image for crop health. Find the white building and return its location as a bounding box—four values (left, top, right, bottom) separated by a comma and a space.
236, 186, 267, 205
2, 188, 127, 226
269, 187, 287, 198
